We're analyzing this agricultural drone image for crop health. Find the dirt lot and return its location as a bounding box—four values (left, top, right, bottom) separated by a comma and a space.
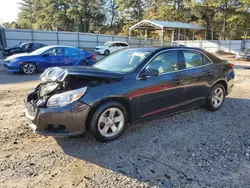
1, 54, 250, 188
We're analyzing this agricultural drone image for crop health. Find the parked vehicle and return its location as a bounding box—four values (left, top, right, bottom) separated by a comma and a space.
25, 47, 235, 142
95, 41, 129, 56
4, 45, 97, 74
235, 48, 250, 60
2, 42, 47, 56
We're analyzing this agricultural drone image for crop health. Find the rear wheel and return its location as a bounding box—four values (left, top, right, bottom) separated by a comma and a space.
90, 101, 127, 142
205, 84, 225, 111
21, 63, 37, 75
104, 50, 110, 56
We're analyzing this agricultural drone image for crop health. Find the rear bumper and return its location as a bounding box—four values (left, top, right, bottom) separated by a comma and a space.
226, 69, 235, 95
25, 101, 92, 136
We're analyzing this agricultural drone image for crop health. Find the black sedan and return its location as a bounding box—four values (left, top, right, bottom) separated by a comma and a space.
25, 47, 235, 142
2, 42, 47, 56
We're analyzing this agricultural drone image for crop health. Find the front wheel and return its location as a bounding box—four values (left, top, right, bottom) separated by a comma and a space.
104, 50, 110, 56
205, 84, 226, 111
90, 101, 127, 142
21, 63, 37, 75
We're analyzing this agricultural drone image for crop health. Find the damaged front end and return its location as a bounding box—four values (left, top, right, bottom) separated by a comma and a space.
25, 67, 122, 136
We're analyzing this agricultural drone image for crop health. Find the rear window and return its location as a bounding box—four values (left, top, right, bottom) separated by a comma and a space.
120, 43, 128, 47
203, 51, 222, 63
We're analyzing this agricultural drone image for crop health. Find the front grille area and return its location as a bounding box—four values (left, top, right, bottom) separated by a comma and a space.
95, 48, 100, 50
46, 125, 68, 133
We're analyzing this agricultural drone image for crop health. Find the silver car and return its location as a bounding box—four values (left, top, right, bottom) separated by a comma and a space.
235, 48, 250, 60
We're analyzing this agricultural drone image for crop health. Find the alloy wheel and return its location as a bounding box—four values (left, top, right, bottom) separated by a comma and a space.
98, 107, 125, 138
212, 87, 224, 108
23, 63, 36, 74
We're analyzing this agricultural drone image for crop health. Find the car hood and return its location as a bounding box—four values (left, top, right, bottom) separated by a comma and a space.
96, 45, 104, 49
40, 66, 124, 83
5, 53, 34, 61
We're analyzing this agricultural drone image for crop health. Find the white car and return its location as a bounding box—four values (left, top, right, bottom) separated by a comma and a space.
95, 41, 129, 56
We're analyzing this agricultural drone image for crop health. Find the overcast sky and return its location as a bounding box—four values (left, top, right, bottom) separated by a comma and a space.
0, 0, 21, 23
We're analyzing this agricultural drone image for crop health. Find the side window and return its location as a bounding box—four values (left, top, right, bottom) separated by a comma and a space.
32, 43, 42, 51
65, 48, 79, 56
110, 43, 116, 47
145, 50, 179, 74
115, 43, 121, 47
202, 54, 211, 65
183, 51, 203, 69
120, 43, 128, 47
44, 48, 65, 56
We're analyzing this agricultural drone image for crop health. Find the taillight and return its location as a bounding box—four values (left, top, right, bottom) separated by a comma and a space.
229, 63, 235, 69
91, 54, 96, 60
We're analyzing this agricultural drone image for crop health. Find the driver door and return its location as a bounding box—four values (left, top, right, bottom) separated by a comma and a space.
136, 50, 185, 118
39, 47, 65, 70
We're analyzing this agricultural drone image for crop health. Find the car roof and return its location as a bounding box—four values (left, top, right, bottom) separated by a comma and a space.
42, 45, 79, 49
125, 46, 205, 52
105, 41, 129, 44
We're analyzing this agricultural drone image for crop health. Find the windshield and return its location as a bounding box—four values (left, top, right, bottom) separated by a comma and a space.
102, 42, 112, 46
17, 43, 25, 47
93, 48, 155, 73
29, 46, 52, 55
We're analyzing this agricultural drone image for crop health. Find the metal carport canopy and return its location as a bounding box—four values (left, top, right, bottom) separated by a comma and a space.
129, 19, 205, 46
129, 19, 205, 31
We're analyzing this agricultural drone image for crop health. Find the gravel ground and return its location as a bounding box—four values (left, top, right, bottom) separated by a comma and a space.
0, 54, 250, 188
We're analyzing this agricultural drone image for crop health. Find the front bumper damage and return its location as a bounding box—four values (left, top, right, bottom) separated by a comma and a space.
25, 100, 92, 136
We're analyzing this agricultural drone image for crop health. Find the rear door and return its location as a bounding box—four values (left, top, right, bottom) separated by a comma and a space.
136, 50, 185, 118
108, 43, 117, 53
180, 50, 213, 104
64, 48, 81, 66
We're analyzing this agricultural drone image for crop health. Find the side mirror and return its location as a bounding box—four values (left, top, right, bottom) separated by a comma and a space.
139, 68, 159, 79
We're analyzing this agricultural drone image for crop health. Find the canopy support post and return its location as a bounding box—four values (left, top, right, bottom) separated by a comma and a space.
171, 30, 175, 45
145, 29, 147, 41
177, 28, 180, 44
129, 30, 131, 41
160, 27, 164, 46
192, 30, 195, 40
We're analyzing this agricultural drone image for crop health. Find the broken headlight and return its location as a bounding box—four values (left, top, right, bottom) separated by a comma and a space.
47, 87, 87, 107
40, 83, 59, 97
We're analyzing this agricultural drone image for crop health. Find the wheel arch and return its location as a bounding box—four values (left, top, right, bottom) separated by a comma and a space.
85, 97, 132, 131
213, 79, 228, 94
20, 61, 38, 72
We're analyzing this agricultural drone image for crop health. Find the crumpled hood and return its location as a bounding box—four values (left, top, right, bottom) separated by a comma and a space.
5, 53, 33, 61
4, 46, 19, 51
40, 66, 124, 83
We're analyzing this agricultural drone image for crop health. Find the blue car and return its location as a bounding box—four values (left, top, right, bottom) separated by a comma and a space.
4, 45, 97, 74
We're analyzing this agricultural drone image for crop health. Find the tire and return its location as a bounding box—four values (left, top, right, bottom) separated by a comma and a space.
21, 63, 37, 75
205, 84, 226, 111
104, 50, 110, 56
90, 101, 128, 142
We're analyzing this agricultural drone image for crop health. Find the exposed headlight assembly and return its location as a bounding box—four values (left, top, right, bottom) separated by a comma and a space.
10, 58, 19, 63
40, 83, 59, 97
47, 87, 88, 107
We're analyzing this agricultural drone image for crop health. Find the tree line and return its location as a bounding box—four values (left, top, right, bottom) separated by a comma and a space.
2, 0, 250, 40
